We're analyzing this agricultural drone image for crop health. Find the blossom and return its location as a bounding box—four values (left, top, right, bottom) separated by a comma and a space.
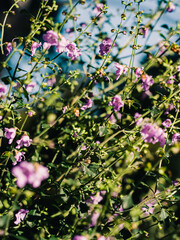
73, 236, 87, 240
99, 38, 112, 56
12, 161, 49, 188
43, 30, 59, 46
141, 123, 166, 147
139, 26, 149, 38
164, 103, 175, 115
66, 42, 81, 60
109, 95, 124, 112
141, 74, 154, 91
87, 192, 103, 205
162, 119, 171, 128
31, 42, 41, 56
4, 128, 16, 144
46, 77, 56, 86
13, 151, 26, 165
134, 113, 143, 126
93, 3, 104, 16
115, 63, 128, 80
172, 133, 180, 144
134, 67, 144, 82
14, 209, 29, 225
141, 200, 156, 216
107, 112, 121, 124
167, 75, 175, 84
0, 83, 7, 97
56, 36, 69, 53
81, 98, 93, 110
6, 42, 16, 56
26, 81, 36, 92
177, 65, 180, 72
16, 135, 32, 149
167, 2, 175, 12
90, 211, 100, 227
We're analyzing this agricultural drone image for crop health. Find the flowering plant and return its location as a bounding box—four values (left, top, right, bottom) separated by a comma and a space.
0, 0, 180, 239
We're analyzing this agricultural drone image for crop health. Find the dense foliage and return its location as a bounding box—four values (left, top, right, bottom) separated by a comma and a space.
0, 0, 180, 239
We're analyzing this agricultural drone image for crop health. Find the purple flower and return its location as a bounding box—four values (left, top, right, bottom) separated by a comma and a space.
6, 42, 16, 56
115, 63, 128, 80
90, 211, 100, 227
109, 95, 124, 112
81, 98, 93, 110
43, 30, 59, 46
13, 151, 26, 165
14, 209, 29, 225
142, 200, 156, 216
31, 42, 41, 56
141, 74, 154, 91
16, 135, 32, 149
167, 2, 175, 12
87, 192, 103, 205
134, 113, 143, 126
164, 103, 175, 115
73, 236, 87, 240
172, 133, 180, 144
47, 77, 56, 86
4, 128, 16, 144
66, 42, 81, 60
26, 81, 37, 92
99, 38, 112, 56
56, 36, 69, 53
177, 65, 180, 72
0, 83, 7, 97
134, 67, 144, 82
139, 26, 149, 38
167, 75, 175, 84
107, 112, 121, 124
93, 3, 104, 16
162, 119, 171, 128
12, 161, 49, 188
141, 123, 166, 147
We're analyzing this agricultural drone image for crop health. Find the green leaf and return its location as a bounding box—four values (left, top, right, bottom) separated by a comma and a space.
99, 125, 108, 137
160, 208, 169, 221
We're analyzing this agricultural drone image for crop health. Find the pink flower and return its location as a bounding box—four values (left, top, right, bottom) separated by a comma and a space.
43, 30, 59, 46
14, 209, 29, 225
4, 127, 16, 144
87, 192, 103, 205
43, 42, 51, 50
115, 63, 128, 80
16, 135, 32, 149
167, 2, 175, 12
99, 38, 112, 56
12, 161, 49, 188
141, 74, 154, 91
81, 98, 93, 110
93, 3, 104, 16
90, 211, 100, 227
66, 42, 81, 60
47, 77, 56, 86
139, 26, 149, 38
56, 36, 69, 53
26, 81, 37, 92
73, 236, 87, 240
6, 42, 16, 56
134, 67, 144, 82
0, 83, 7, 97
141, 123, 166, 147
107, 113, 121, 124
162, 119, 171, 128
13, 151, 26, 165
31, 42, 41, 56
172, 133, 180, 144
177, 66, 180, 72
109, 95, 124, 112
134, 113, 143, 126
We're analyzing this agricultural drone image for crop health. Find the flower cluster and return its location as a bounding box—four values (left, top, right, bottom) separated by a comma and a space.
12, 161, 49, 188
141, 122, 166, 147
42, 30, 81, 60
99, 38, 112, 56
109, 95, 124, 112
